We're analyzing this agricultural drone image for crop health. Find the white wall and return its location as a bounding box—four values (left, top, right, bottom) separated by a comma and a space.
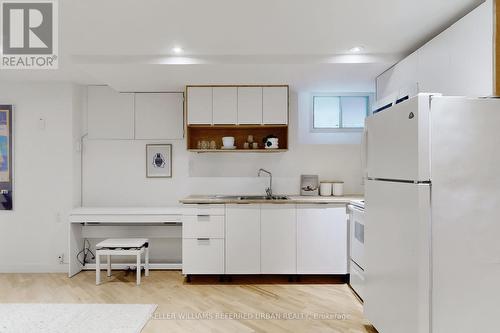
0, 82, 82, 272
82, 90, 364, 207
0, 83, 363, 272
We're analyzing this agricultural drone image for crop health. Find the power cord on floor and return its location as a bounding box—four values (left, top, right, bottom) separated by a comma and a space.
76, 238, 95, 266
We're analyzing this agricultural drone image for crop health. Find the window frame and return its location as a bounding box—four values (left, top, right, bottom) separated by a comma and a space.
310, 92, 373, 133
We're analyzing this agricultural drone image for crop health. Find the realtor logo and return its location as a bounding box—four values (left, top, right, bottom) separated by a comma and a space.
1, 0, 58, 69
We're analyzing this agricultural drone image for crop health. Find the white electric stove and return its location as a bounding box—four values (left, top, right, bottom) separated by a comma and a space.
348, 199, 365, 300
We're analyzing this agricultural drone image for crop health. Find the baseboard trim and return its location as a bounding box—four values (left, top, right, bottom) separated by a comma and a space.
0, 264, 68, 273
83, 263, 182, 270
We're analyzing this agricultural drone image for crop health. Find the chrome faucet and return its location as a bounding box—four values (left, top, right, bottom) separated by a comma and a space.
258, 168, 273, 198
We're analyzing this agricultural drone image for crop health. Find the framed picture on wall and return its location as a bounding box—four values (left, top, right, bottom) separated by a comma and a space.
0, 105, 13, 210
146, 144, 172, 178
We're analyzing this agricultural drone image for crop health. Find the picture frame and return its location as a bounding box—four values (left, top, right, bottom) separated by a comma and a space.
300, 174, 319, 196
146, 144, 172, 178
0, 105, 13, 210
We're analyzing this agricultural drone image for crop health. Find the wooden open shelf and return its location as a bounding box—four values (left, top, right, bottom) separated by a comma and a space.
187, 125, 288, 152
188, 148, 288, 153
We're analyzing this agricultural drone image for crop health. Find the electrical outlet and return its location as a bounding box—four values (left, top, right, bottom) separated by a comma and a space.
58, 253, 64, 264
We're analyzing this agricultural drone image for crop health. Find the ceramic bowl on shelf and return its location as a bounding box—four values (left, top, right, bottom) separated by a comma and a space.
222, 136, 235, 147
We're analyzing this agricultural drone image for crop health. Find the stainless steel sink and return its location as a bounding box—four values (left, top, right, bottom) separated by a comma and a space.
214, 195, 289, 201
267, 195, 290, 200
240, 195, 290, 200
214, 195, 242, 199
238, 195, 269, 200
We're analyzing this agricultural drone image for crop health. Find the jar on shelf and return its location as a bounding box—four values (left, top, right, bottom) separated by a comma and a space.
319, 182, 333, 196
333, 181, 344, 196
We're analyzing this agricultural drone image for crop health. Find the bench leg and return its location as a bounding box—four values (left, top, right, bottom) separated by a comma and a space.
107, 255, 111, 277
145, 247, 149, 277
96, 253, 101, 285
136, 253, 141, 285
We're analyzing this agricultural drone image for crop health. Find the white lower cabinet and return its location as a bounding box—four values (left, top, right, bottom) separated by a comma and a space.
182, 238, 224, 274
225, 204, 260, 274
182, 205, 225, 275
183, 203, 348, 276
260, 205, 297, 274
183, 215, 224, 239
297, 204, 348, 274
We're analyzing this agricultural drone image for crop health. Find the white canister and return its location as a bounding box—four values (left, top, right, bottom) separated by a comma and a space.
319, 182, 333, 196
333, 182, 344, 196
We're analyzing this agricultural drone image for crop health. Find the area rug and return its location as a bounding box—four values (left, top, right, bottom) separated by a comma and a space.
0, 303, 157, 333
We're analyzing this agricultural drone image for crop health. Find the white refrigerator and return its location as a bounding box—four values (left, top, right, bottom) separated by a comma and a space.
364, 93, 500, 333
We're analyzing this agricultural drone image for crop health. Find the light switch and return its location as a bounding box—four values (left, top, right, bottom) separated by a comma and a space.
38, 117, 46, 130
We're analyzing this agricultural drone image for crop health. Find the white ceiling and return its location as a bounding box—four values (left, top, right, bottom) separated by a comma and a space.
0, 0, 484, 92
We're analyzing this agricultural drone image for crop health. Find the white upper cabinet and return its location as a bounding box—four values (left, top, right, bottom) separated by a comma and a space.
225, 204, 261, 274
212, 87, 237, 124
135, 93, 184, 140
187, 87, 212, 124
237, 87, 263, 124
377, 51, 418, 101
376, 0, 493, 102
262, 87, 288, 124
260, 205, 296, 274
186, 85, 288, 126
445, 1, 493, 97
297, 205, 348, 274
87, 86, 134, 139
417, 33, 450, 95
417, 2, 493, 97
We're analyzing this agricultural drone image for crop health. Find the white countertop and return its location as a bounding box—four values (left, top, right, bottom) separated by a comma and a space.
69, 196, 365, 222
180, 194, 363, 204
70, 207, 184, 216
69, 207, 184, 223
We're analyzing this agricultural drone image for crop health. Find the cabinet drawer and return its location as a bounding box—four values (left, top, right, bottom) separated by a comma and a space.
182, 204, 225, 216
349, 260, 365, 300
182, 238, 224, 274
182, 215, 224, 238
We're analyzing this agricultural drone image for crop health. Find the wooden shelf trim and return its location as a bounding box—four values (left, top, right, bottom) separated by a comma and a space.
188, 149, 288, 153
186, 125, 288, 151
186, 84, 289, 88
187, 124, 288, 128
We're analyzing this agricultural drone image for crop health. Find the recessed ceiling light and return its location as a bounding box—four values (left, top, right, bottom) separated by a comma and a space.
349, 46, 364, 53
172, 46, 183, 54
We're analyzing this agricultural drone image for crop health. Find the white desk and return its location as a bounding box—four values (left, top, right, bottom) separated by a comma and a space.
69, 207, 183, 277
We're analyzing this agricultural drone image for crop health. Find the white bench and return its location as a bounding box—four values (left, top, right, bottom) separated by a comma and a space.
95, 238, 149, 285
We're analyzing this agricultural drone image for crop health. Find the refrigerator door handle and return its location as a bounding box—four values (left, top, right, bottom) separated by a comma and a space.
361, 125, 368, 183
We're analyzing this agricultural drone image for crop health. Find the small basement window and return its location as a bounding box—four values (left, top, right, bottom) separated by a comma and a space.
312, 94, 370, 130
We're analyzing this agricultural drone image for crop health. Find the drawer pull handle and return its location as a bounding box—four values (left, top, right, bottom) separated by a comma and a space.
197, 214, 210, 217
197, 238, 210, 241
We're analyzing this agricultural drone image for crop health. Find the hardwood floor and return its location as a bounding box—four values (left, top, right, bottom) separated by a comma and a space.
0, 271, 376, 333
